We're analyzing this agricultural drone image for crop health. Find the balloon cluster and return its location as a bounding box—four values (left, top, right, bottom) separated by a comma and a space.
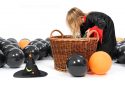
0, 37, 52, 68
19, 38, 52, 63
0, 38, 24, 68
66, 51, 112, 77
116, 38, 125, 64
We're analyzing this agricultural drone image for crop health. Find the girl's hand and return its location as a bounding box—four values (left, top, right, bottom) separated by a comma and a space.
82, 29, 90, 38
87, 26, 103, 43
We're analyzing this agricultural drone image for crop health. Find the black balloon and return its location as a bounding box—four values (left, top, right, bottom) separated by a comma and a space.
45, 38, 52, 57
6, 48, 24, 68
67, 54, 88, 77
40, 40, 49, 47
0, 38, 5, 43
0, 40, 12, 49
116, 54, 125, 64
0, 37, 4, 40
35, 38, 44, 42
29, 40, 38, 45
45, 37, 50, 42
23, 45, 39, 62
116, 43, 122, 50
115, 44, 122, 59
0, 39, 4, 44
0, 50, 5, 68
34, 39, 50, 57
118, 45, 125, 52
2, 45, 15, 53
4, 45, 16, 56
11, 43, 20, 48
7, 38, 18, 43
35, 38, 48, 48
40, 40, 50, 57
34, 42, 48, 60
116, 44, 125, 59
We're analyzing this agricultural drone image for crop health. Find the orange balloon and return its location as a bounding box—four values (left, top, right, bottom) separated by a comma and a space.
18, 39, 30, 49
89, 51, 112, 75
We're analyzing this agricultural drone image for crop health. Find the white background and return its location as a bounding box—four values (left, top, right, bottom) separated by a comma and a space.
0, 0, 125, 85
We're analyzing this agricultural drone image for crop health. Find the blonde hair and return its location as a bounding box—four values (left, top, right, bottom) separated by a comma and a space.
66, 7, 86, 38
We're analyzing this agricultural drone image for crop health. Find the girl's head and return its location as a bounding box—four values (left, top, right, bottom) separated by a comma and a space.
66, 7, 86, 38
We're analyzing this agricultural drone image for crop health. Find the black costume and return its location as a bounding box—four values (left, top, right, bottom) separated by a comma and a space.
80, 12, 117, 59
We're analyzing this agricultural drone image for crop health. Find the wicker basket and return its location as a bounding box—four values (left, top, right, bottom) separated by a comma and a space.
50, 29, 99, 71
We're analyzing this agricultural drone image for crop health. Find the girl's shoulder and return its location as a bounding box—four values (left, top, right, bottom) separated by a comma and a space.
88, 11, 107, 16
87, 11, 110, 20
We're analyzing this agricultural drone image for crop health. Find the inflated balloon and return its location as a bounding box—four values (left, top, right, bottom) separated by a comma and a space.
45, 37, 50, 42
34, 42, 48, 60
2, 45, 14, 52
0, 39, 4, 49
89, 51, 112, 75
0, 37, 4, 40
29, 40, 38, 45
35, 38, 44, 42
23, 45, 39, 62
18, 38, 30, 49
118, 45, 125, 52
116, 53, 125, 64
3, 45, 16, 55
116, 43, 122, 50
6, 48, 24, 68
45, 37, 52, 57
11, 43, 20, 48
67, 54, 87, 77
1, 40, 12, 46
0, 50, 5, 68
7, 38, 18, 44
0, 40, 12, 49
115, 43, 125, 59
38, 40, 49, 57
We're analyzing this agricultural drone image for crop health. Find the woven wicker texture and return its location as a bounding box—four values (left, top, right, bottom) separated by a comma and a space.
50, 30, 99, 71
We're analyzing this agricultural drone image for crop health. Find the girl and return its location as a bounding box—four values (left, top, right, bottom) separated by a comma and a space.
66, 7, 117, 59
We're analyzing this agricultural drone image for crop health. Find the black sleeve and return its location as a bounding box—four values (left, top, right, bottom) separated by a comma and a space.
87, 13, 106, 29
80, 23, 88, 36
80, 12, 107, 37
80, 17, 94, 37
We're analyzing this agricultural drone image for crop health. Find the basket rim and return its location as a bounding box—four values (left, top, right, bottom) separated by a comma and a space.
50, 35, 98, 41
50, 29, 99, 42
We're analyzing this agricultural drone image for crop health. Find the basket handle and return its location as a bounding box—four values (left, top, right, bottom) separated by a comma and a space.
86, 30, 99, 42
50, 29, 64, 38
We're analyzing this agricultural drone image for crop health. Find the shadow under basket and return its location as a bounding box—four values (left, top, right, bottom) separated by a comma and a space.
50, 29, 99, 71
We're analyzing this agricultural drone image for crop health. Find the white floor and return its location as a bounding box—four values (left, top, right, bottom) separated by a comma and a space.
0, 57, 125, 85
